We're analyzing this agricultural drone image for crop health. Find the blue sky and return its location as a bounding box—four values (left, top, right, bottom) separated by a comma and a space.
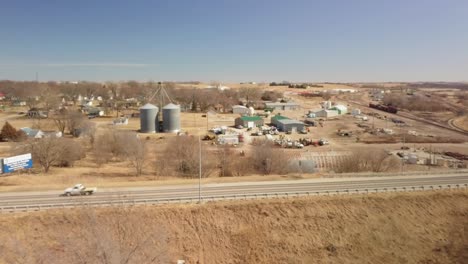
0, 0, 467, 82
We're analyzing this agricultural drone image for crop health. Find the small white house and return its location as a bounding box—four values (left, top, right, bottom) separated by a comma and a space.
21, 127, 45, 138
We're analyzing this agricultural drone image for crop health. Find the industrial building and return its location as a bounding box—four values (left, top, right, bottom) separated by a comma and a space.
264, 102, 300, 111
275, 119, 305, 133
314, 109, 339, 118
270, 115, 289, 127
331, 105, 348, 115
235, 116, 264, 128
232, 105, 249, 115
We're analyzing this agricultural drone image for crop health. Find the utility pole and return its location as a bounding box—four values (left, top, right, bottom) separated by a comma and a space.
198, 129, 202, 203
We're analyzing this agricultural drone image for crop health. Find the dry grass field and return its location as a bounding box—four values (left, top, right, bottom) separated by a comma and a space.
453, 115, 468, 131
0, 191, 466, 263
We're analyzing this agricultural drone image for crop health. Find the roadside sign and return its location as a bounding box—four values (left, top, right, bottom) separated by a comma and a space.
2, 153, 33, 173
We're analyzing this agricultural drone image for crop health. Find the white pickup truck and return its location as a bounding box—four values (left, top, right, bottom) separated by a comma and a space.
62, 184, 97, 196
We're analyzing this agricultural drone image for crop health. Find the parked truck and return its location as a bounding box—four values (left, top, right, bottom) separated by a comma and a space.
62, 184, 97, 196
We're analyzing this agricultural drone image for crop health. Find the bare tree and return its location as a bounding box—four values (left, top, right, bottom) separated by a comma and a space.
93, 129, 125, 166
117, 132, 148, 176
249, 141, 290, 175
15, 137, 84, 173
51, 109, 68, 134
217, 145, 235, 177
159, 136, 214, 178
52, 110, 86, 134
239, 87, 261, 105
66, 111, 87, 134
334, 149, 399, 173
40, 84, 61, 111
92, 130, 147, 175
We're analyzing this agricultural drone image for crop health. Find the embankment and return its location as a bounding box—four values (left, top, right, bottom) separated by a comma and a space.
0, 191, 467, 263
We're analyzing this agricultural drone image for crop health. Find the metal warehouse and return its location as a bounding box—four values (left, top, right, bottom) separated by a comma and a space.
331, 104, 348, 115
264, 102, 300, 111
235, 116, 264, 128
270, 115, 289, 127
314, 109, 339, 118
276, 119, 305, 132
232, 105, 249, 115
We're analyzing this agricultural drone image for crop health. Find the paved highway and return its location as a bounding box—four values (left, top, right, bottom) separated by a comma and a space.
0, 173, 467, 212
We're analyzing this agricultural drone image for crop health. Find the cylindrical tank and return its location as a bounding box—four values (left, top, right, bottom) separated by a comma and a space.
162, 103, 181, 133
248, 107, 255, 116
139, 103, 158, 133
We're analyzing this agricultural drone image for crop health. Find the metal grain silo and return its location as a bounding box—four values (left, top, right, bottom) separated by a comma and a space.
162, 103, 181, 133
139, 103, 158, 133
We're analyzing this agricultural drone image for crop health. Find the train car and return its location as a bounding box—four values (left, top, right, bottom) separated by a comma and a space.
369, 103, 398, 114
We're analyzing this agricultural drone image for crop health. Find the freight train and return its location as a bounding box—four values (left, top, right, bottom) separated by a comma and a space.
369, 103, 398, 114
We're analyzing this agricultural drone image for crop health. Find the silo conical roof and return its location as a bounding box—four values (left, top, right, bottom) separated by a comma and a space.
140, 103, 158, 110
163, 103, 179, 109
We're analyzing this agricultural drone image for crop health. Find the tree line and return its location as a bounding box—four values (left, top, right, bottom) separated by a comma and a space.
0, 81, 283, 113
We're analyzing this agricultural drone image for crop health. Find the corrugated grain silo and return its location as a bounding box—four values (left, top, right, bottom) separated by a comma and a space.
139, 103, 158, 133
162, 103, 181, 132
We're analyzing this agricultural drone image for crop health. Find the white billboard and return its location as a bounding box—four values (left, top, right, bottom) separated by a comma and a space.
2, 153, 33, 173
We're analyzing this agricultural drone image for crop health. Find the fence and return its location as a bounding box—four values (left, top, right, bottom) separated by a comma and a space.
1, 183, 467, 214
323, 169, 468, 178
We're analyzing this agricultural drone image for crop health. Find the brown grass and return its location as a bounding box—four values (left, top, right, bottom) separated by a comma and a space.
453, 115, 468, 131
0, 191, 466, 263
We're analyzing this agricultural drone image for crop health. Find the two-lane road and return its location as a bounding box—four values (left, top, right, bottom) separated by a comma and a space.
1, 172, 467, 212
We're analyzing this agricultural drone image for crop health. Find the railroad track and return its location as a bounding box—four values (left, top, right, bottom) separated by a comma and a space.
349, 100, 468, 137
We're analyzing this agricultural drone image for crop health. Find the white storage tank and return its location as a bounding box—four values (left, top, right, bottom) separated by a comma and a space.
248, 107, 255, 116
162, 103, 181, 133
140, 103, 158, 133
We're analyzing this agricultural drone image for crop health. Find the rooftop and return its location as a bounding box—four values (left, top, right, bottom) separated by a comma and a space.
271, 115, 289, 120
277, 119, 304, 125
265, 102, 300, 106
232, 105, 247, 109
238, 116, 262, 121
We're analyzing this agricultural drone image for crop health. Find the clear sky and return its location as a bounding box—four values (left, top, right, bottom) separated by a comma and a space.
1, 0, 467, 82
